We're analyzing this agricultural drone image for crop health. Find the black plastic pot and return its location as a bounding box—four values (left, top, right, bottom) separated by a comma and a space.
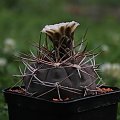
3, 86, 120, 120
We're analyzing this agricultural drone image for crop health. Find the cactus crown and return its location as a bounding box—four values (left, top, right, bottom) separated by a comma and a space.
14, 21, 104, 101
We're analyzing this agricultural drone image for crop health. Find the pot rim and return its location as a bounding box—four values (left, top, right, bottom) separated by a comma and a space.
2, 86, 120, 104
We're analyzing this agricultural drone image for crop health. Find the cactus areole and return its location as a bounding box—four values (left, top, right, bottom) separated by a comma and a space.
14, 21, 104, 101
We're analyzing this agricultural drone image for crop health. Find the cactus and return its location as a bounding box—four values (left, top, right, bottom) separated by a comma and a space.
15, 21, 104, 101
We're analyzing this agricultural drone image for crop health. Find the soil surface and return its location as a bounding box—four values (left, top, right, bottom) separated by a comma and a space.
8, 87, 113, 102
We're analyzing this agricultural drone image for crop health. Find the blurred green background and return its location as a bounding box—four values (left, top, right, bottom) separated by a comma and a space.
0, 0, 120, 119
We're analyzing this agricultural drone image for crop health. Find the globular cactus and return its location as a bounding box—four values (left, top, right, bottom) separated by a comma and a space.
15, 21, 103, 101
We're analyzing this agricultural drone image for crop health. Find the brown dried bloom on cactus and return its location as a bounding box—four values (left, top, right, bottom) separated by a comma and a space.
42, 21, 79, 39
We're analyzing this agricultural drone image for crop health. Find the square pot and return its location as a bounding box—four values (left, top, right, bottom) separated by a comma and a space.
3, 86, 120, 120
